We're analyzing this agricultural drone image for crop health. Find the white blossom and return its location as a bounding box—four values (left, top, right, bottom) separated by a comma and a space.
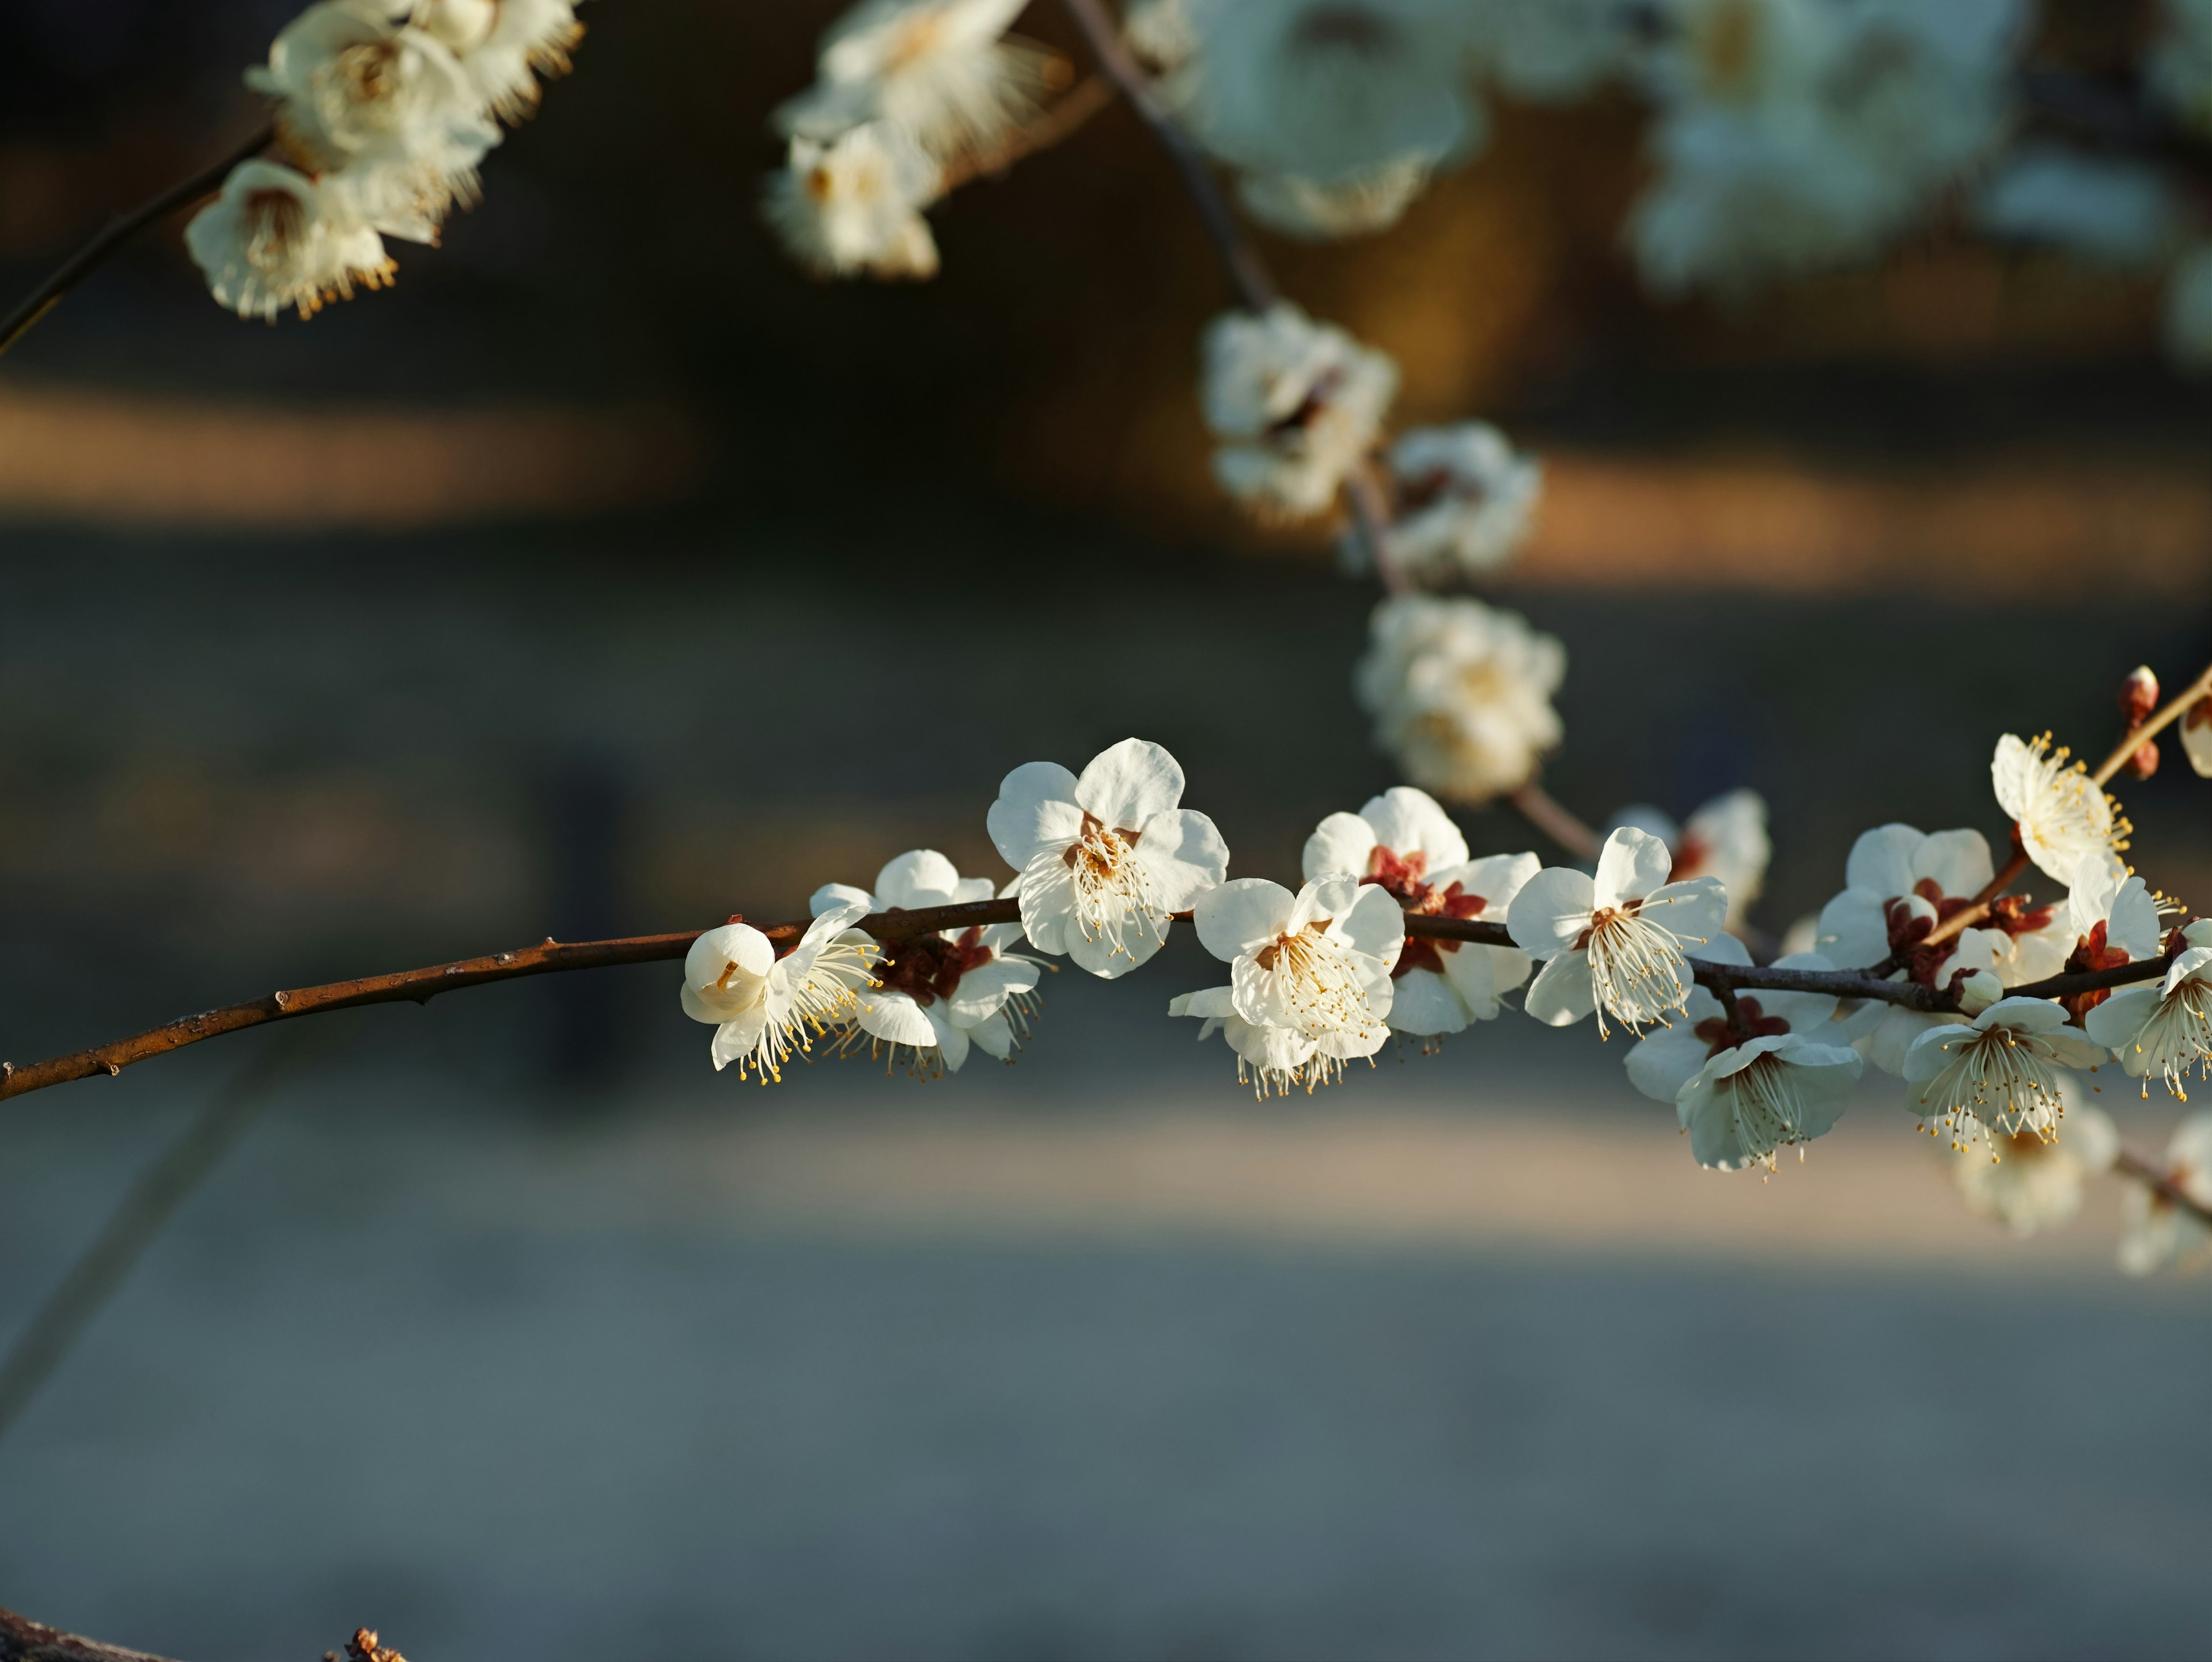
184, 158, 395, 321
1124, 0, 1199, 72
1178, 0, 1483, 188
410, 0, 585, 124
1816, 823, 2009, 1073
249, 0, 499, 242
2056, 858, 2168, 1004
1190, 873, 1404, 1085
763, 124, 942, 281
1630, 0, 2024, 297
1623, 933, 1840, 1103
1612, 789, 1770, 933
2149, 0, 2212, 137
2166, 243, 2212, 373
2116, 1111, 2212, 1275
1509, 826, 1728, 1036
680, 901, 881, 1081
1902, 996, 2108, 1147
1169, 987, 1320, 1099
1991, 732, 2128, 888
1971, 145, 2182, 268
1474, 0, 1645, 101
1236, 154, 1440, 241
2085, 919, 2212, 1099
1353, 595, 1565, 804
1200, 304, 1398, 520
2187, 690, 2212, 778
987, 739, 1229, 979
1302, 786, 1535, 1036
1351, 423, 1542, 582
1953, 1083, 2118, 1239
1676, 1032, 1863, 1172
811, 850, 1038, 1073
776, 0, 1054, 165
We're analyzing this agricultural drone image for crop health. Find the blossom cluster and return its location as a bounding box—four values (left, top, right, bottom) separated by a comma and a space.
186, 0, 583, 321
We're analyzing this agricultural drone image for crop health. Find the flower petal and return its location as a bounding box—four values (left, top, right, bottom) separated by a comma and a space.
1066, 907, 1170, 979
859, 987, 938, 1047
1359, 786, 1467, 869
1521, 949, 1596, 1026
1913, 829, 1994, 898
1903, 1021, 1978, 1084
1448, 850, 1540, 909
1195, 879, 1296, 963
1816, 889, 1890, 970
1169, 986, 1238, 1020
708, 1005, 772, 1072
1593, 826, 1672, 907
966, 1009, 1016, 1060
1074, 738, 1184, 830
2085, 983, 2159, 1055
946, 956, 1038, 1023
1133, 809, 1232, 910
1625, 1027, 1709, 1104
1642, 876, 1726, 955
1845, 824, 1923, 899
1335, 883, 1406, 968
1443, 941, 1526, 1013
1505, 865, 1596, 956
1302, 811, 1377, 882
1386, 967, 1467, 1036
872, 849, 963, 910
987, 761, 1083, 870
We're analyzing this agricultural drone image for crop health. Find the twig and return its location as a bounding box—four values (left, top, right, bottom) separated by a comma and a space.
0, 123, 274, 361
0, 1605, 179, 1662
1507, 781, 1603, 863
2093, 660, 2212, 788
1917, 846, 2033, 956
2113, 1148, 2212, 1229
939, 74, 1119, 192
0, 1028, 322, 1443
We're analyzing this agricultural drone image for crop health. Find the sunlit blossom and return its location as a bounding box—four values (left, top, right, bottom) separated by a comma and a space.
1354, 595, 1565, 804
185, 158, 395, 321
1991, 732, 2130, 888
410, 0, 586, 124
763, 123, 943, 281
2085, 919, 2212, 1099
1200, 303, 1399, 520
1903, 995, 2108, 1147
680, 901, 881, 1081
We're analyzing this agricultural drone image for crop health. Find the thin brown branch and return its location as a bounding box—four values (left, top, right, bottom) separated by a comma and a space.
0, 123, 274, 361
1507, 781, 1603, 863
2092, 660, 2212, 789
1916, 846, 2033, 956
2113, 1148, 2212, 1230
939, 74, 1119, 192
0, 1606, 179, 1662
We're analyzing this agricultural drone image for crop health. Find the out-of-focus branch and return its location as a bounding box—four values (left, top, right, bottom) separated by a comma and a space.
2113, 1148, 2212, 1229
0, 123, 273, 361
1507, 781, 1603, 863
939, 74, 1119, 191
0, 1606, 179, 1662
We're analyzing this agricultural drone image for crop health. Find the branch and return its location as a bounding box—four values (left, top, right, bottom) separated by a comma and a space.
938, 73, 1119, 192
0, 123, 274, 361
1918, 846, 2033, 955
2093, 660, 2212, 789
2113, 1148, 2212, 1230
0, 1607, 179, 1662
1506, 781, 1603, 863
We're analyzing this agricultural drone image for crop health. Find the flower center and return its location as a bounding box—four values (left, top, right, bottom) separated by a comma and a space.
1721, 1052, 1815, 1172
1255, 920, 1380, 1043
1039, 812, 1161, 961
1916, 1025, 2066, 1143
1582, 899, 1696, 1035
244, 189, 308, 273
2128, 976, 2212, 1099
873, 923, 995, 1008
1692, 995, 1789, 1058
1884, 879, 1983, 987
1363, 845, 1485, 978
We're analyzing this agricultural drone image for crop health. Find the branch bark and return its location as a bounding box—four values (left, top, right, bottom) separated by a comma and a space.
0, 1607, 179, 1662
2113, 1148, 2212, 1229
0, 124, 273, 361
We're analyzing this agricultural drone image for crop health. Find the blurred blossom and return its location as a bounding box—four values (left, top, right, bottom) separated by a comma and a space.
1611, 788, 1770, 933
1236, 154, 1439, 240
1631, 0, 2024, 297
763, 124, 943, 281
2149, 0, 2212, 137
1473, 0, 1644, 102
1508, 827, 1729, 1036
411, 0, 585, 124
1347, 422, 1541, 583
185, 158, 393, 321
1302, 788, 1537, 1035
774, 0, 1053, 165
811, 851, 1039, 1073
1971, 145, 2183, 268
1954, 1083, 2118, 1239
1354, 595, 1564, 804
2117, 1112, 2212, 1275
1123, 0, 1198, 72
1200, 304, 1399, 519
2164, 244, 2212, 373
1179, 0, 1484, 191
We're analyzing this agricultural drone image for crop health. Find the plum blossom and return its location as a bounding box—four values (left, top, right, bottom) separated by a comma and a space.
1902, 996, 2108, 1148
249, 0, 500, 242
2149, 0, 2212, 137
1187, 873, 1404, 1087
1630, 0, 2024, 297
1201, 304, 1399, 520
811, 850, 1038, 1073
1352, 423, 1543, 582
1475, 0, 1643, 101
1623, 933, 1841, 1104
409, 0, 586, 124
764, 123, 942, 281
776, 0, 1055, 165
1237, 156, 1440, 241
1354, 596, 1565, 804
1817, 824, 2008, 1073
1177, 0, 1483, 190
1508, 827, 1728, 1036
1992, 732, 2130, 888
1168, 989, 1326, 1099
2116, 1112, 2212, 1275
1953, 1084, 2118, 1239
1612, 789, 1770, 933
987, 739, 1229, 979
2054, 859, 2168, 1021
1301, 786, 1535, 1035
681, 901, 881, 1081
1675, 1032, 1863, 1172
2085, 919, 2212, 1099
185, 159, 395, 321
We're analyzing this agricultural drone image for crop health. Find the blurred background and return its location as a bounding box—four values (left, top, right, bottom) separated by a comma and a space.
2, 2, 2211, 1658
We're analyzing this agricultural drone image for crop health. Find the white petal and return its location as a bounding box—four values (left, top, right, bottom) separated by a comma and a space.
1859, 1007, 1948, 1076
1690, 930, 1752, 967
1169, 986, 1238, 1020
946, 956, 1037, 1023
1132, 809, 1233, 910
1625, 1028, 1710, 1104
1067, 908, 1169, 979
1386, 967, 1467, 1036
1522, 950, 1596, 1026
930, 1004, 971, 1072
1816, 889, 1890, 970
1845, 824, 1923, 899
1448, 850, 1541, 909
1642, 876, 1727, 955
967, 1009, 1017, 1059
873, 849, 963, 910
1291, 874, 1360, 932
1506, 865, 1596, 955
859, 987, 938, 1047
1335, 883, 1406, 967
952, 875, 997, 906
987, 761, 1083, 869
1442, 941, 1522, 1015
1902, 1022, 1979, 1084
2110, 876, 2165, 963
1912, 828, 1994, 898
1359, 786, 1467, 869
1302, 811, 1377, 882
1074, 737, 1184, 830
1990, 735, 2030, 821
1195, 879, 1297, 963
2084, 984, 2159, 1055
708, 1004, 772, 1072
1015, 856, 1074, 956
1593, 825, 1672, 907
1975, 996, 2068, 1036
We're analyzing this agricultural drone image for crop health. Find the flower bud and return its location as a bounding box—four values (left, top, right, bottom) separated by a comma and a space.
2129, 738, 2161, 780
1956, 969, 2002, 1017
2119, 665, 2160, 726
